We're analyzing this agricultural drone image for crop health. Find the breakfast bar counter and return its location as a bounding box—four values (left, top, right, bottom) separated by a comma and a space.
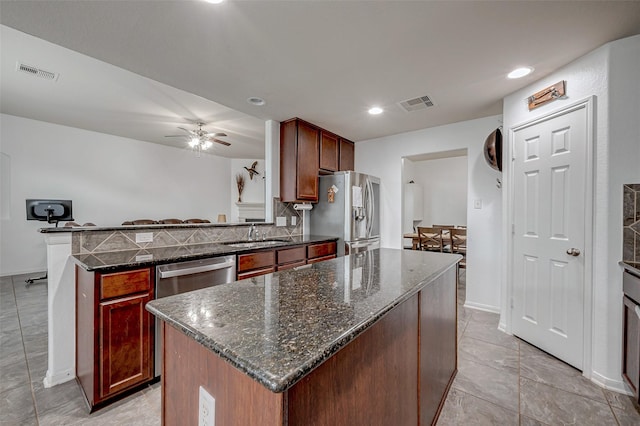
146, 248, 460, 425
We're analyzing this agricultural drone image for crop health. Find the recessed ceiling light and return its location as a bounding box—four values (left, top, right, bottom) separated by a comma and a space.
204, 0, 225, 4
368, 106, 383, 115
507, 67, 534, 79
247, 97, 266, 106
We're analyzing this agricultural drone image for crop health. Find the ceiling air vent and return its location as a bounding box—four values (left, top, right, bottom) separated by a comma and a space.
16, 62, 58, 81
398, 95, 435, 112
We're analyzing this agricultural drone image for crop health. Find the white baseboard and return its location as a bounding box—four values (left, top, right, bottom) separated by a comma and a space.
0, 268, 47, 278
43, 368, 75, 388
463, 301, 500, 314
590, 370, 634, 395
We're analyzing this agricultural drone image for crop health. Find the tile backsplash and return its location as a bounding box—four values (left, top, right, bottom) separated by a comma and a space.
72, 198, 303, 254
623, 184, 640, 264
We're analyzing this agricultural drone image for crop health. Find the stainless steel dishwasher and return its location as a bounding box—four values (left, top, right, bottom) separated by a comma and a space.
154, 255, 236, 377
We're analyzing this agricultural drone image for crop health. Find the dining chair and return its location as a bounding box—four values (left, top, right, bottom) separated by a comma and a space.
158, 218, 183, 224
417, 227, 444, 252
449, 228, 467, 268
183, 218, 211, 224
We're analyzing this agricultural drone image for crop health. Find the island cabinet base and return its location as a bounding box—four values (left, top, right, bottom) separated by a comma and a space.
161, 265, 457, 425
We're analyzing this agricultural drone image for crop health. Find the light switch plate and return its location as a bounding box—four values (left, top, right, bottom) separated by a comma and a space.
276, 216, 286, 227
135, 232, 153, 243
473, 199, 482, 209
291, 216, 297, 226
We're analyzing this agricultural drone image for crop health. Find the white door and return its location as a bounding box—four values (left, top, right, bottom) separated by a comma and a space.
511, 101, 590, 370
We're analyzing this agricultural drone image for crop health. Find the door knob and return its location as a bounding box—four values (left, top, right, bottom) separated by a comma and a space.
566, 248, 581, 256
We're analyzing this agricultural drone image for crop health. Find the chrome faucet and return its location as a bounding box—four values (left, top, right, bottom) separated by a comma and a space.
247, 223, 258, 241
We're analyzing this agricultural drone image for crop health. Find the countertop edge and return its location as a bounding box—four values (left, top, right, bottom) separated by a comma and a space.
620, 261, 640, 276
147, 254, 461, 393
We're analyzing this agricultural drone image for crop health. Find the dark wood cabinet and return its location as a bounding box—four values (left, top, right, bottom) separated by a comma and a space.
281, 118, 356, 202
320, 131, 339, 172
339, 138, 355, 171
237, 241, 338, 278
76, 266, 154, 411
237, 250, 276, 280
280, 119, 320, 203
623, 295, 639, 396
623, 269, 640, 399
307, 241, 337, 261
276, 246, 307, 271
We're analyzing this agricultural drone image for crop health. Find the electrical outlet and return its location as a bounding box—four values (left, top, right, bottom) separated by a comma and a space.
199, 386, 215, 426
276, 216, 286, 227
291, 216, 297, 226
135, 232, 153, 243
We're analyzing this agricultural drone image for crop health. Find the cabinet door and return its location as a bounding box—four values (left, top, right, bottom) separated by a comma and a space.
99, 292, 153, 399
339, 138, 355, 171
296, 121, 320, 201
623, 296, 640, 396
320, 131, 339, 172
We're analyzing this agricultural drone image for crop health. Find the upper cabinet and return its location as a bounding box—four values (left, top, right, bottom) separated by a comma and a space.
320, 131, 339, 172
339, 138, 355, 171
280, 118, 355, 203
281, 118, 320, 203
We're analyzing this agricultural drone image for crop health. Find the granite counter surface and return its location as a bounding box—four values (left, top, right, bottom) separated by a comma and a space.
72, 235, 338, 272
146, 248, 461, 393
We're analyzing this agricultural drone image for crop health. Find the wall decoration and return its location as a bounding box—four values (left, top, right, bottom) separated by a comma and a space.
527, 80, 566, 110
235, 173, 245, 203
244, 161, 260, 180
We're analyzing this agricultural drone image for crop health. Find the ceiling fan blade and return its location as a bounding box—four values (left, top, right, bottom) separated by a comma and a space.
205, 132, 227, 138
177, 127, 195, 134
164, 135, 187, 138
212, 138, 231, 146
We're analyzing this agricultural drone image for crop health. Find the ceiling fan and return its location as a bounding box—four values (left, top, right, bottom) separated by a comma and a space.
165, 122, 230, 156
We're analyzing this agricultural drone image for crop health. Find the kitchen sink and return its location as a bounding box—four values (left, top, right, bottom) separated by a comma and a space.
224, 240, 287, 249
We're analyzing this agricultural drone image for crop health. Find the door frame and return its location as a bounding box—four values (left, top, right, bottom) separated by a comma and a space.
503, 96, 595, 377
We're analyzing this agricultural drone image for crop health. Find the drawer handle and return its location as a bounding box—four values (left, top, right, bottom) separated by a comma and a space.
635, 305, 640, 319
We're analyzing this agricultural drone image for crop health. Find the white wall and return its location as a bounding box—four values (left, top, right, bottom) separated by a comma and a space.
413, 156, 468, 227
502, 34, 640, 390
356, 115, 503, 312
229, 158, 265, 222
0, 114, 232, 276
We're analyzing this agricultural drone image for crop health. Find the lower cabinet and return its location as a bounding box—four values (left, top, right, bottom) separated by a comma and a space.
236, 241, 338, 278
76, 266, 155, 411
623, 268, 640, 399
307, 241, 337, 263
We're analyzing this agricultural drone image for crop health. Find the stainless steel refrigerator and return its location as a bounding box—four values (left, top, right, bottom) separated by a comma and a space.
310, 171, 380, 256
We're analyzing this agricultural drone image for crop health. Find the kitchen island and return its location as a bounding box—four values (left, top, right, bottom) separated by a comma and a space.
147, 248, 460, 425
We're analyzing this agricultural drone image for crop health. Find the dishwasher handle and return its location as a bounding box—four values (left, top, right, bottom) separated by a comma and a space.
158, 259, 235, 279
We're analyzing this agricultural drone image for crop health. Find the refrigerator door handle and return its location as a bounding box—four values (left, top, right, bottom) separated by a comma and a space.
365, 179, 374, 238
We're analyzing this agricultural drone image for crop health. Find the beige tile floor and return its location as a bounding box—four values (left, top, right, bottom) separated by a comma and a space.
1, 271, 639, 425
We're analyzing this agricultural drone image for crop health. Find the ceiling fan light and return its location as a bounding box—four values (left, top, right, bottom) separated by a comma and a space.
203, 141, 213, 150
189, 137, 200, 147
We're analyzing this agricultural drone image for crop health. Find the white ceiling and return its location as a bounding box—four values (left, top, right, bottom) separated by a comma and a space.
1, 1, 640, 159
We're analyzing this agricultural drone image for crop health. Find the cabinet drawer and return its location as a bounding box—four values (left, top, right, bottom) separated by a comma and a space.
100, 269, 151, 300
277, 246, 306, 265
238, 251, 275, 273
308, 241, 337, 259
277, 260, 307, 271
307, 254, 336, 264
238, 266, 276, 280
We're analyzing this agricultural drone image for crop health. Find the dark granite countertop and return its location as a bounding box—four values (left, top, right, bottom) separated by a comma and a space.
621, 261, 640, 276
72, 235, 338, 272
146, 248, 461, 393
